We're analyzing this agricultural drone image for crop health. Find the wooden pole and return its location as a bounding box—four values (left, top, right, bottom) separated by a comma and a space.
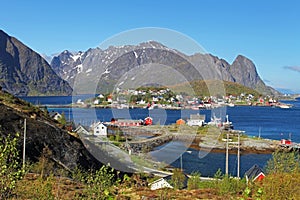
180, 154, 183, 171
237, 133, 240, 178
23, 118, 26, 168
226, 133, 229, 175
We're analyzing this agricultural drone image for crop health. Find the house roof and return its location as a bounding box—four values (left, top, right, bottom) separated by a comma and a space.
90, 121, 106, 128
49, 111, 60, 118
149, 173, 189, 189
190, 114, 205, 120
164, 173, 189, 189
74, 125, 90, 134
245, 164, 265, 180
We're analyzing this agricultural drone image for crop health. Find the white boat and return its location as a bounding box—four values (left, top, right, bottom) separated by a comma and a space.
227, 103, 235, 107
278, 104, 291, 109
207, 114, 222, 126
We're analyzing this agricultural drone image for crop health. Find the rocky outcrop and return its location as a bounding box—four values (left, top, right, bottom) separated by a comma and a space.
51, 41, 277, 95
0, 30, 72, 96
229, 55, 280, 95
0, 91, 101, 170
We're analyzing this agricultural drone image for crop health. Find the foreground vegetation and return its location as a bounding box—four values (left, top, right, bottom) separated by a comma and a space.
1, 134, 300, 199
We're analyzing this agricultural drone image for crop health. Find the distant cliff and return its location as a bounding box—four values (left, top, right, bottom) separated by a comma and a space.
0, 30, 72, 96
51, 41, 278, 95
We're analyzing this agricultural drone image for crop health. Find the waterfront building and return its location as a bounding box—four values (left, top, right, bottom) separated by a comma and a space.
245, 164, 265, 182
90, 121, 107, 136
187, 113, 205, 126
149, 174, 189, 190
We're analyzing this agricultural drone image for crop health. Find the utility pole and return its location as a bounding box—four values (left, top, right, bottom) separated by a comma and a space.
237, 133, 240, 178
225, 133, 229, 175
180, 154, 183, 171
23, 118, 26, 168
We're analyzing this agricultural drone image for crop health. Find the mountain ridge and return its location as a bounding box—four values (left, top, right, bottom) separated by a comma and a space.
0, 30, 73, 96
51, 42, 279, 96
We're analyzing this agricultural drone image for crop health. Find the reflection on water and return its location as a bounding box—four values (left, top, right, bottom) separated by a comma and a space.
150, 141, 271, 177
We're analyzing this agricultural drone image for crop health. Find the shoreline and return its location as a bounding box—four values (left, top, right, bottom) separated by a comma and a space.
189, 143, 275, 155
40, 103, 291, 110
182, 135, 278, 155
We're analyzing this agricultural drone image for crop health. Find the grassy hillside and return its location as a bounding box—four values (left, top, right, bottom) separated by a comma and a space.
169, 80, 262, 97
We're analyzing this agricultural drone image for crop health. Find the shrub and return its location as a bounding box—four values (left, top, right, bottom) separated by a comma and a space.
265, 150, 300, 174
260, 172, 300, 200
31, 146, 54, 178
78, 165, 115, 199
187, 172, 201, 190
0, 134, 25, 199
259, 150, 300, 199
171, 168, 185, 190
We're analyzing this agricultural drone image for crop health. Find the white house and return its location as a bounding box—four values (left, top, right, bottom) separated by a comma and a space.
149, 174, 189, 190
98, 94, 105, 99
187, 113, 205, 126
49, 111, 62, 121
93, 99, 100, 104
138, 99, 146, 105
90, 122, 107, 136
149, 177, 173, 190
74, 125, 89, 135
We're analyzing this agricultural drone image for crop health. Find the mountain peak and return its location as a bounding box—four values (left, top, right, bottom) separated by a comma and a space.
229, 54, 263, 90
50, 42, 277, 95
0, 30, 72, 96
0, 29, 8, 36
233, 54, 253, 64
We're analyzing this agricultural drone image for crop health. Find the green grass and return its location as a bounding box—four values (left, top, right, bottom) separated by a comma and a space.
169, 80, 262, 97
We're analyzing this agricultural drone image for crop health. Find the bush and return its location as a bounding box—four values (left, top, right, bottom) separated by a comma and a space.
260, 172, 300, 200
78, 165, 116, 199
31, 146, 54, 178
187, 172, 201, 190
15, 174, 56, 200
0, 134, 25, 199
171, 168, 185, 190
265, 150, 300, 174
216, 176, 246, 196
212, 169, 246, 196
258, 150, 300, 199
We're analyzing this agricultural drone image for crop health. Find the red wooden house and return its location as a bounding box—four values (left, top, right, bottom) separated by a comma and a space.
245, 164, 265, 182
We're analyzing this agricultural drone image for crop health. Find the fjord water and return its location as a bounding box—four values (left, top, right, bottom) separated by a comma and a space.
22, 96, 300, 176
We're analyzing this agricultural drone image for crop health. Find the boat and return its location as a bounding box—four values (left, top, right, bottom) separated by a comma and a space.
207, 114, 222, 126
227, 103, 235, 107
222, 115, 234, 130
277, 104, 292, 109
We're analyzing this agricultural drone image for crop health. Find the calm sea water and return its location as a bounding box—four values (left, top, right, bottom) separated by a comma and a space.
20, 94, 96, 105
21, 96, 300, 177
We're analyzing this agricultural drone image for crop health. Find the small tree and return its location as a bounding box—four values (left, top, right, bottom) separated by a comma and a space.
187, 172, 201, 190
58, 112, 67, 126
171, 168, 185, 190
265, 150, 300, 174
32, 146, 54, 178
0, 134, 25, 199
260, 150, 300, 199
81, 165, 115, 199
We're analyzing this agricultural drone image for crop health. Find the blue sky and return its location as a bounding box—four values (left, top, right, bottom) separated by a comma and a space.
1, 0, 300, 92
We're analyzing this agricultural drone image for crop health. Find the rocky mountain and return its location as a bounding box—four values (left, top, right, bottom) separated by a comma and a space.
0, 90, 101, 170
0, 30, 72, 96
51, 41, 278, 95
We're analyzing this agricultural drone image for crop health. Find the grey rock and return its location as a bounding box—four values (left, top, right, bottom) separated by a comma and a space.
51, 41, 277, 95
0, 30, 73, 96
